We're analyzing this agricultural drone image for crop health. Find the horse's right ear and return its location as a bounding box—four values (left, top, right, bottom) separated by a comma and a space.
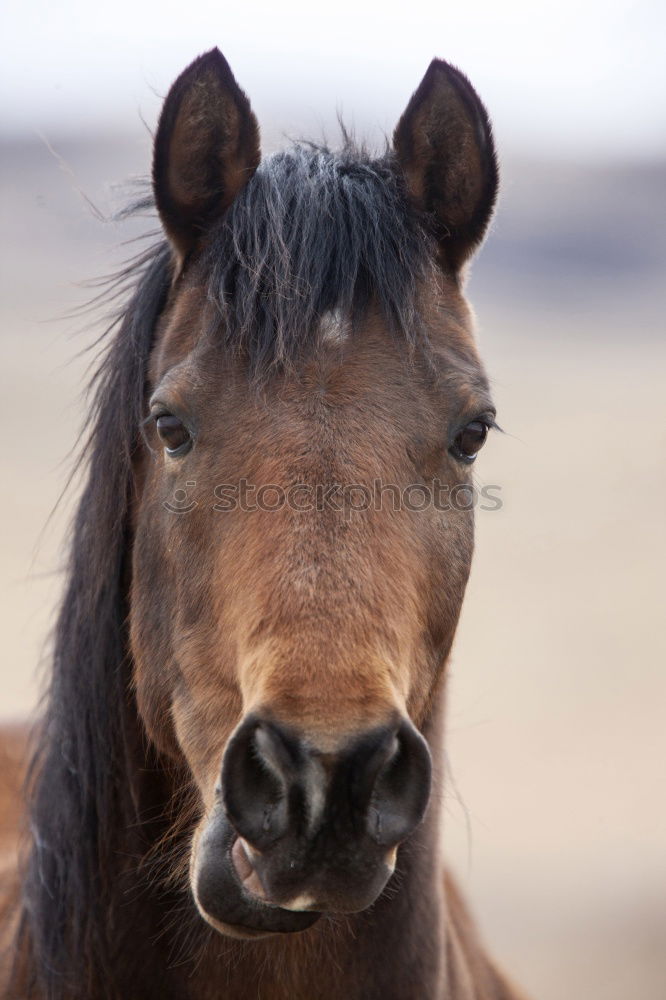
153, 49, 260, 263
393, 60, 498, 274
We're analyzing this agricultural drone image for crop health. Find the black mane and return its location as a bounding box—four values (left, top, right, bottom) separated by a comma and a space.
17, 140, 433, 998
207, 142, 433, 374
17, 240, 173, 998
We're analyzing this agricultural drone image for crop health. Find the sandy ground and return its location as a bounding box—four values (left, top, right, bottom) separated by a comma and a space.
1, 137, 665, 998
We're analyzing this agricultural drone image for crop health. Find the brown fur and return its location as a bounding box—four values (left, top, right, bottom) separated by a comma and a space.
0, 726, 28, 993
1, 51, 527, 999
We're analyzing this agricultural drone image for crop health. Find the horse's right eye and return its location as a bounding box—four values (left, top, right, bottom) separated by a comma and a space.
155, 414, 192, 455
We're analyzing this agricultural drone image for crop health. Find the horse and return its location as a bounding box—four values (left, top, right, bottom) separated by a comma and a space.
0, 49, 527, 999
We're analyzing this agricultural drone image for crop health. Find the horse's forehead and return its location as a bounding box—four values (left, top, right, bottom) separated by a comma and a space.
151, 276, 477, 377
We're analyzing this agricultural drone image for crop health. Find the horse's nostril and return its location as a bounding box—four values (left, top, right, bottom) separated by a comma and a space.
363, 719, 432, 846
222, 716, 302, 850
222, 714, 432, 858
335, 718, 432, 846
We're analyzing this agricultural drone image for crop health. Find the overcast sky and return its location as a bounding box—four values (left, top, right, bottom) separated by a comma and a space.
2, 0, 664, 160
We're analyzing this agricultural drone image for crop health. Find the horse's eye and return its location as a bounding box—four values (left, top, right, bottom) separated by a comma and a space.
155, 414, 192, 455
450, 420, 489, 464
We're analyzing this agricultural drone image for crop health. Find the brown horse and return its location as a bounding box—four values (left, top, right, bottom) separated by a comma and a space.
1, 49, 527, 999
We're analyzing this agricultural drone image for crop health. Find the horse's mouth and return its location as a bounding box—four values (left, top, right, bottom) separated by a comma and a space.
230, 835, 269, 903
193, 818, 322, 938
228, 836, 321, 913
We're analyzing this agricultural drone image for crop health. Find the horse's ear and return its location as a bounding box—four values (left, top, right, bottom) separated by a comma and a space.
153, 48, 260, 262
393, 59, 498, 273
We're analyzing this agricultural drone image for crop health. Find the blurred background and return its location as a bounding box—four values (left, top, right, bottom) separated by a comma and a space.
1, 1, 665, 996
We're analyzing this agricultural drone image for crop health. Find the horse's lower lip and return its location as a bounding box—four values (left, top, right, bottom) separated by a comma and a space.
194, 814, 321, 936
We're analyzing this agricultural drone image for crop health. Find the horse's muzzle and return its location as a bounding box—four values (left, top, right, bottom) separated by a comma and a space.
193, 713, 431, 936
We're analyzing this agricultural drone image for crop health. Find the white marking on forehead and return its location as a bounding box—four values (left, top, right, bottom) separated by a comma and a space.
319, 308, 350, 345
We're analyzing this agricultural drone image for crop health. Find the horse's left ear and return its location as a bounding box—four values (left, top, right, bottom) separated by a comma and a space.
393, 59, 498, 273
153, 48, 260, 263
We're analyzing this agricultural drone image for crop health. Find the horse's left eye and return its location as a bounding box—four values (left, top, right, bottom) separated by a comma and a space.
155, 414, 192, 455
450, 420, 489, 464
